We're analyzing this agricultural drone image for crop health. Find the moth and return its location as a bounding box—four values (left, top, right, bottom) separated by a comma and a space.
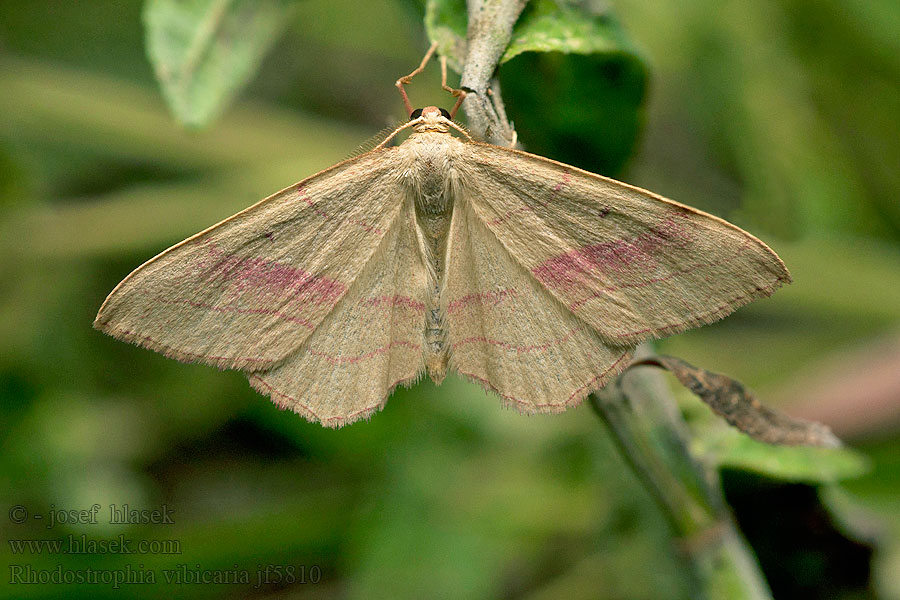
95, 45, 790, 427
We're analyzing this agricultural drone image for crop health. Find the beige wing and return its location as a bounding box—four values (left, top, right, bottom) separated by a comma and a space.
460, 143, 791, 346
445, 195, 633, 412
94, 148, 405, 370
249, 199, 427, 427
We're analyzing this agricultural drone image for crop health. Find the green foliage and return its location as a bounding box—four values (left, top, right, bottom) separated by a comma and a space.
1, 0, 900, 598
690, 419, 869, 484
500, 51, 645, 175
502, 0, 641, 63
424, 0, 468, 71
144, 0, 296, 127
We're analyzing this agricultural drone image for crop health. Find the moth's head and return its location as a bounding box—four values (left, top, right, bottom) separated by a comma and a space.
409, 106, 452, 133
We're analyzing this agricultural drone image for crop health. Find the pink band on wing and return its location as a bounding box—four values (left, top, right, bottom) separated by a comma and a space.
203, 243, 346, 305
531, 216, 693, 292
568, 243, 753, 310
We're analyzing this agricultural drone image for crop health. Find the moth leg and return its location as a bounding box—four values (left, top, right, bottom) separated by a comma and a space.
440, 55, 466, 119
395, 40, 439, 117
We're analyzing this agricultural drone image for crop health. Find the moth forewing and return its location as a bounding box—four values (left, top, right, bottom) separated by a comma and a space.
461, 142, 791, 347
93, 146, 407, 371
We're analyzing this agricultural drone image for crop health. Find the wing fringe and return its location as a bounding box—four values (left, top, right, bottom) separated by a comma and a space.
454, 349, 634, 415
248, 369, 426, 428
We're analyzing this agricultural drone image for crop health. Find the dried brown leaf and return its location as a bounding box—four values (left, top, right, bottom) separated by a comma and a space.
631, 355, 841, 447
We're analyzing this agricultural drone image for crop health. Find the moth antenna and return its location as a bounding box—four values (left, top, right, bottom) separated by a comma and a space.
447, 121, 474, 143
344, 122, 406, 159
440, 55, 466, 119
395, 41, 439, 117
372, 120, 418, 151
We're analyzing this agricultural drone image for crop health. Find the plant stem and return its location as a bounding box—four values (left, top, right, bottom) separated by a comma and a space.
458, 0, 525, 145
589, 347, 773, 600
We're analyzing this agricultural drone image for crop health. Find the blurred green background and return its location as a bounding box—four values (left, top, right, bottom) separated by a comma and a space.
1, 0, 899, 598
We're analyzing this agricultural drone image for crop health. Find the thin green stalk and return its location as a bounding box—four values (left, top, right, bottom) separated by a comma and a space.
589, 353, 773, 600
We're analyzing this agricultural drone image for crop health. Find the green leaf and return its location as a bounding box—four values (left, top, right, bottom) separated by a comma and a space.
143, 0, 295, 127
499, 51, 646, 175
424, 0, 467, 72
672, 352, 870, 487
426, 0, 645, 69
500, 1, 647, 174
503, 0, 643, 63
691, 422, 870, 484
